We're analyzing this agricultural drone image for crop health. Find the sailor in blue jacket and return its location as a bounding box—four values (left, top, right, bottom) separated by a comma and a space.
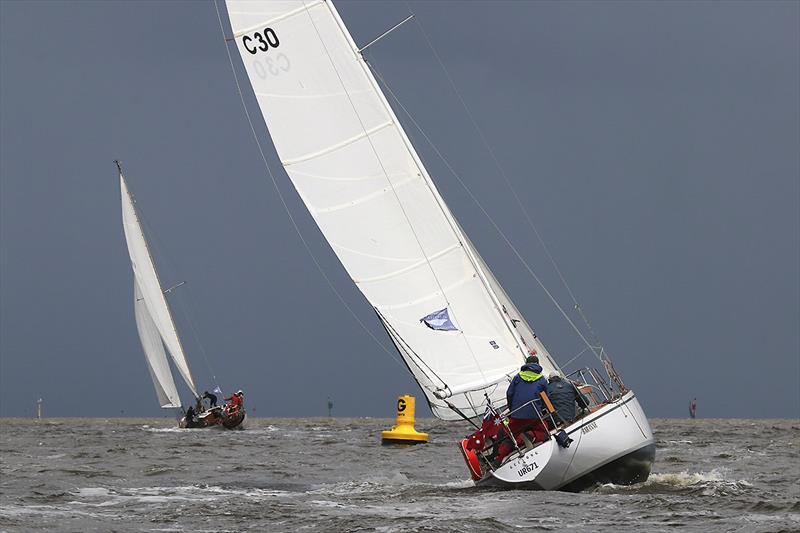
506, 356, 548, 419
496, 353, 550, 463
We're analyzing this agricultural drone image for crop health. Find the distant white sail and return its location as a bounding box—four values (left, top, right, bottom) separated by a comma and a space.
225, 0, 558, 419
120, 171, 198, 400
134, 281, 181, 408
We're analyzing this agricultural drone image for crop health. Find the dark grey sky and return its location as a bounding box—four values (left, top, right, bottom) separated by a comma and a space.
1, 1, 797, 419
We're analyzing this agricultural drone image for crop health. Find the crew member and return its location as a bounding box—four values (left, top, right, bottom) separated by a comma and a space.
495, 354, 549, 463
546, 373, 589, 425
185, 405, 198, 428
225, 390, 244, 411
202, 390, 218, 408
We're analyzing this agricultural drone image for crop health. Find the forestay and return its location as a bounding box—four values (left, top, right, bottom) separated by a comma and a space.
120, 172, 198, 401
224, 0, 558, 419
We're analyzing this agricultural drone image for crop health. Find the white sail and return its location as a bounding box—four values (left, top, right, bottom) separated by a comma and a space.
134, 280, 182, 408
458, 225, 561, 374
225, 0, 558, 419
120, 171, 198, 399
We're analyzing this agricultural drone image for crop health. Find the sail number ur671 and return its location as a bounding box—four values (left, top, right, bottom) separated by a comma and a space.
243, 28, 280, 55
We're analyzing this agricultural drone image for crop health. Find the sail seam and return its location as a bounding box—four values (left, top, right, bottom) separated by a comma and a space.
311, 174, 419, 214
351, 243, 460, 284
231, 0, 324, 38
281, 120, 393, 167
370, 273, 471, 310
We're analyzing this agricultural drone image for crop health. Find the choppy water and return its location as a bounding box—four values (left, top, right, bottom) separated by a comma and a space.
0, 418, 797, 532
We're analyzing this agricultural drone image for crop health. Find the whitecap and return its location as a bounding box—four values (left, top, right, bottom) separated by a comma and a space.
439, 479, 474, 489
143, 427, 191, 433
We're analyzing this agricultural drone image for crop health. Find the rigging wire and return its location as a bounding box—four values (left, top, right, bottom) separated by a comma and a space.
369, 63, 601, 363
406, 10, 606, 360
376, 308, 448, 392
212, 0, 406, 372
559, 346, 592, 371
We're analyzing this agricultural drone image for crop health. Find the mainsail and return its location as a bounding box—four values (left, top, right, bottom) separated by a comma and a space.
120, 167, 199, 405
224, 0, 560, 419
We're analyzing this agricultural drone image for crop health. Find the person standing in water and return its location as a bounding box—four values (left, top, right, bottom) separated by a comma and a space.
689, 398, 697, 418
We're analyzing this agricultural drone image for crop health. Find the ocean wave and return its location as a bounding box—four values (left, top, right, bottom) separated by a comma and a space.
66, 484, 297, 508
304, 471, 475, 499
142, 427, 191, 433
0, 503, 117, 520
305, 471, 412, 496
143, 465, 179, 476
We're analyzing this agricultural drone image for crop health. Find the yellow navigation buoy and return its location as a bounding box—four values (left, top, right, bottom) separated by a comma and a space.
381, 394, 428, 445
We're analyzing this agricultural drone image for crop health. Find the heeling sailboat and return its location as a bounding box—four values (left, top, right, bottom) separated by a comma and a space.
220, 1, 654, 489
118, 162, 245, 430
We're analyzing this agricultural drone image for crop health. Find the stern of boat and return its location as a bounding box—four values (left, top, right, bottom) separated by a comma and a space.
464, 390, 655, 491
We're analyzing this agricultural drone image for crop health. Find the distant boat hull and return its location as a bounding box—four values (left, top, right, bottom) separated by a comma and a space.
474, 391, 655, 490
179, 406, 246, 430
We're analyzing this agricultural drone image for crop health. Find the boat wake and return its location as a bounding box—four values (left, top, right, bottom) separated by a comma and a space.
141, 426, 191, 433
593, 468, 753, 496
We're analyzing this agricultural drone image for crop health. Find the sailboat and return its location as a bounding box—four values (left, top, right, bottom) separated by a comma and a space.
219, 0, 654, 489
118, 161, 245, 430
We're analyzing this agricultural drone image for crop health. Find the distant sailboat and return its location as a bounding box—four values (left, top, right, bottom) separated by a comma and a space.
219, 0, 654, 489
117, 161, 245, 429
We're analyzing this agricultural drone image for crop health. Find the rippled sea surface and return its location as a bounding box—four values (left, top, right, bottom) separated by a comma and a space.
0, 418, 797, 532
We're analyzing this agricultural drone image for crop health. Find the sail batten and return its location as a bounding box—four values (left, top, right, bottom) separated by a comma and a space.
120, 172, 199, 401
310, 174, 416, 214
351, 243, 461, 285
226, 0, 557, 419
282, 121, 393, 166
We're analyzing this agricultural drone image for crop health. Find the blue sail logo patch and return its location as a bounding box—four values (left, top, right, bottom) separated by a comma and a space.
420, 308, 458, 331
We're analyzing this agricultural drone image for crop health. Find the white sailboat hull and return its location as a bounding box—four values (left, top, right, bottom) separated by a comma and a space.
478, 391, 655, 490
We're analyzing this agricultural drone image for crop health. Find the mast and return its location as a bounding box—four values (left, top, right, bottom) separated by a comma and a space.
117, 161, 199, 399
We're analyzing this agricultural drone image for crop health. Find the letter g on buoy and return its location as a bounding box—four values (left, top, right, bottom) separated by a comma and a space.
381, 394, 428, 445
